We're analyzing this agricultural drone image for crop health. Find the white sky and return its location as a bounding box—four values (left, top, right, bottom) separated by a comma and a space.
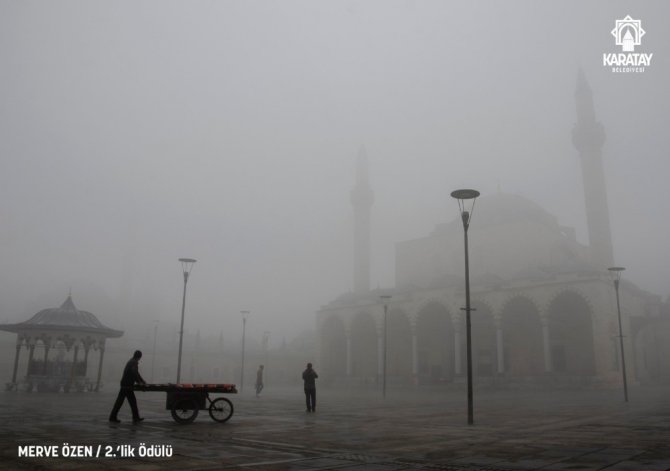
1, 1, 668, 346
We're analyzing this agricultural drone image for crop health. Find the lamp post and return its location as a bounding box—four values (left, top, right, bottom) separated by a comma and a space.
380, 295, 392, 398
608, 266, 628, 402
262, 331, 270, 388
240, 310, 249, 392
262, 331, 271, 366
176, 258, 196, 383
150, 320, 159, 382
451, 188, 479, 425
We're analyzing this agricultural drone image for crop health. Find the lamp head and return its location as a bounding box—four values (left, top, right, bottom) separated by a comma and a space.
450, 189, 480, 200
608, 266, 625, 283
451, 189, 479, 229
179, 258, 197, 276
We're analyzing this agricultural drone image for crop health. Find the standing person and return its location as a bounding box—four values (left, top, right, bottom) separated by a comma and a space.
255, 365, 264, 397
302, 362, 318, 412
109, 350, 146, 423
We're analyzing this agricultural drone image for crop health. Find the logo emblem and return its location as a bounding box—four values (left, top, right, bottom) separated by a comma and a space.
611, 15, 645, 52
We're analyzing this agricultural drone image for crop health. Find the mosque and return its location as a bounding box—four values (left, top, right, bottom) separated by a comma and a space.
316, 72, 670, 388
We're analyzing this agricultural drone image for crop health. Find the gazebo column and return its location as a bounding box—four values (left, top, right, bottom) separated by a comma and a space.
83, 346, 90, 376
68, 345, 80, 387
95, 342, 106, 392
11, 340, 22, 384
27, 343, 36, 374
43, 344, 51, 375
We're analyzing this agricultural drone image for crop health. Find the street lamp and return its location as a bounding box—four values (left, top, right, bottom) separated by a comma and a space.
262, 331, 271, 365
262, 331, 270, 388
380, 295, 392, 399
608, 266, 628, 402
150, 320, 159, 382
176, 258, 196, 383
240, 310, 250, 392
451, 188, 479, 425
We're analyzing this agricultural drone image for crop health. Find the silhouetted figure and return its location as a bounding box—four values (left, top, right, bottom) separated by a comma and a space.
302, 362, 318, 412
109, 350, 146, 423
255, 365, 264, 397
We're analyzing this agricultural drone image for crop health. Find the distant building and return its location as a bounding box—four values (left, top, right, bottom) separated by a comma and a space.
317, 72, 669, 388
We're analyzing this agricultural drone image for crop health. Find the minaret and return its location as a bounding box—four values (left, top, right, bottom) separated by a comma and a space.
572, 70, 614, 268
350, 146, 373, 294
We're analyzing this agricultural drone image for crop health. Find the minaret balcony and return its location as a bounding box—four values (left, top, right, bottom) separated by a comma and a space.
572, 121, 605, 152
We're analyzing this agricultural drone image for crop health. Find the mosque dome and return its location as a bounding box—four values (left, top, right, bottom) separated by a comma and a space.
397, 193, 592, 289
471, 194, 559, 230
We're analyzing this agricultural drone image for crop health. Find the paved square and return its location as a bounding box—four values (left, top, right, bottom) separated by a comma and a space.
1, 386, 670, 470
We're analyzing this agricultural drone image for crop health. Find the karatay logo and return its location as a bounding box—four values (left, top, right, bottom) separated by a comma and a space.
603, 15, 653, 73
611, 15, 645, 52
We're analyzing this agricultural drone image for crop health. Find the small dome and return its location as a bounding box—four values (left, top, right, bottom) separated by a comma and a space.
0, 296, 123, 338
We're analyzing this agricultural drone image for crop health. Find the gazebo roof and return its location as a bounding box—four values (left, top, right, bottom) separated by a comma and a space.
0, 296, 123, 338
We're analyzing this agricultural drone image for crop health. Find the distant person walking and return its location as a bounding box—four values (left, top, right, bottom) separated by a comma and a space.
302, 362, 318, 412
109, 350, 146, 423
255, 365, 264, 397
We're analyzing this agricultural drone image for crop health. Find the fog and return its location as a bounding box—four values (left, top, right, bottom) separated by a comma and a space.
1, 0, 669, 349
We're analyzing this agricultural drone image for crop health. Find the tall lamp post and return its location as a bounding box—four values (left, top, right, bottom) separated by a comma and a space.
608, 266, 628, 402
176, 258, 196, 383
150, 320, 159, 382
240, 310, 250, 392
262, 331, 271, 365
380, 295, 392, 398
451, 188, 479, 426
262, 331, 270, 388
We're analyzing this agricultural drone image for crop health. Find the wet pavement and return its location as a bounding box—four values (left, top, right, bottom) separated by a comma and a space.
1, 385, 669, 470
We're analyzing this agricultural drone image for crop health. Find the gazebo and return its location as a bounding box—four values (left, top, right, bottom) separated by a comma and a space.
1, 295, 123, 392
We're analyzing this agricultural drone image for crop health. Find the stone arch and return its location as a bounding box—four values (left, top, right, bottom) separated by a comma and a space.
416, 301, 455, 384
634, 320, 670, 384
321, 315, 346, 379
469, 302, 497, 377
412, 297, 447, 324
501, 295, 544, 376
547, 290, 596, 376
387, 309, 412, 380
351, 312, 378, 379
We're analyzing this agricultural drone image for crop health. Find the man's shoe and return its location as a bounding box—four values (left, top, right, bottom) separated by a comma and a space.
109, 418, 120, 423
132, 417, 144, 423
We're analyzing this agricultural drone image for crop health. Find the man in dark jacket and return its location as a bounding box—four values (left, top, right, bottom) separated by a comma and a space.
302, 362, 318, 412
109, 350, 146, 423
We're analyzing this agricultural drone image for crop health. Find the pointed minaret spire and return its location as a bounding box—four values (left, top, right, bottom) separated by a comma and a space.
572, 70, 614, 269
575, 68, 597, 125
350, 145, 374, 294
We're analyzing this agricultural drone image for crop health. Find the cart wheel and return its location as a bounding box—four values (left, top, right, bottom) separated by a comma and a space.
171, 399, 199, 424
209, 398, 234, 423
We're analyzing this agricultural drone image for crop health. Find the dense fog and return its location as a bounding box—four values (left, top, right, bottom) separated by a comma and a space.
1, 0, 668, 355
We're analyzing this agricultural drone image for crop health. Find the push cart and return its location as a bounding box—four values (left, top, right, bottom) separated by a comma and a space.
134, 383, 238, 424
